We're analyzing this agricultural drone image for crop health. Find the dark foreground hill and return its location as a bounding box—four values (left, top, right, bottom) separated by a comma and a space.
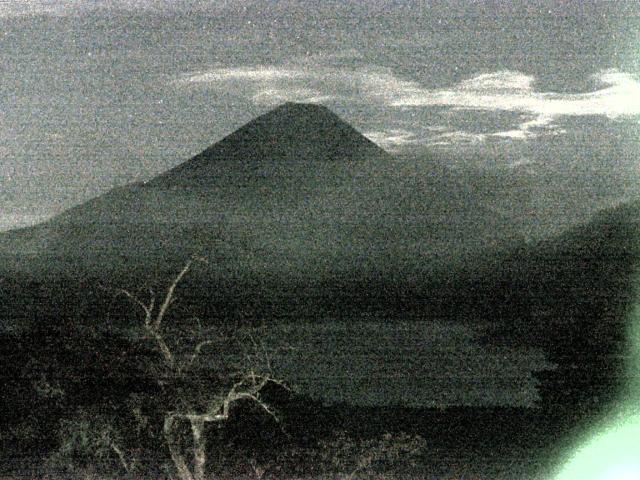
480, 201, 640, 416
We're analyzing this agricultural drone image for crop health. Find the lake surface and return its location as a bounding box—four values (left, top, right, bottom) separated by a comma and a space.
255, 319, 555, 408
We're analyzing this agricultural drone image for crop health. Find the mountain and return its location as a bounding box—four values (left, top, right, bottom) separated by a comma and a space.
0, 103, 388, 271
0, 103, 513, 299
474, 200, 640, 415
150, 102, 388, 188
1, 102, 638, 363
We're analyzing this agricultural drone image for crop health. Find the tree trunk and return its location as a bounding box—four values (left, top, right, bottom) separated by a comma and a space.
164, 414, 195, 480
190, 418, 207, 480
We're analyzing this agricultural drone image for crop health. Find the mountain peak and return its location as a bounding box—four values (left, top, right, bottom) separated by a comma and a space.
273, 101, 331, 113
267, 101, 346, 119
239, 101, 347, 132
150, 103, 389, 188
256, 101, 339, 118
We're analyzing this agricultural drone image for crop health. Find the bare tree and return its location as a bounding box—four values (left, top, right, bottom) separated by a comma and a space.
119, 258, 289, 480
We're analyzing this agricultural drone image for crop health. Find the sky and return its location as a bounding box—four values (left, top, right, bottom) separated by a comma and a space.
1, 0, 639, 231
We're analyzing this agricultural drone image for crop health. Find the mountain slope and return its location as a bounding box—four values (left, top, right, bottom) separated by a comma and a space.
150, 102, 388, 188
0, 103, 638, 422
0, 103, 388, 272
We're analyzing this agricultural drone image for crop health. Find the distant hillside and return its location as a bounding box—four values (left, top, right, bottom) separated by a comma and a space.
472, 200, 640, 415
0, 103, 638, 418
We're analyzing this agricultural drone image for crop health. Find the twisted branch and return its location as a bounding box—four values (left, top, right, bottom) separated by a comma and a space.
118, 259, 205, 371
117, 257, 291, 480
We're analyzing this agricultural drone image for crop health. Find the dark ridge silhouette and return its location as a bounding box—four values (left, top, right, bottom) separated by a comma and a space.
0, 103, 399, 276
150, 102, 390, 188
0, 103, 516, 292
476, 200, 640, 418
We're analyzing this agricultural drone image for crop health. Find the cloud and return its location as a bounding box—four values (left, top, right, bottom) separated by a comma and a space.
177, 65, 640, 148
428, 131, 487, 147
0, 0, 250, 18
490, 129, 528, 140
179, 66, 335, 106
363, 129, 425, 151
393, 69, 640, 138
457, 71, 536, 93
346, 71, 422, 103
179, 67, 306, 84
0, 213, 48, 231
0, 0, 72, 18
489, 114, 566, 140
178, 64, 422, 104
251, 88, 332, 106
392, 69, 640, 117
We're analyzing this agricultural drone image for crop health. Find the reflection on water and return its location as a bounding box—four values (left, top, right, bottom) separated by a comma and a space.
258, 319, 554, 408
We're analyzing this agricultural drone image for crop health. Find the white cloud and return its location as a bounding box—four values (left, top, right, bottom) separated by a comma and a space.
251, 88, 332, 106
393, 69, 640, 129
0, 0, 73, 18
348, 71, 422, 103
0, 213, 48, 231
457, 71, 535, 93
179, 67, 335, 106
489, 114, 556, 140
428, 131, 487, 147
363, 129, 424, 151
491, 129, 529, 140
393, 69, 640, 144
177, 65, 640, 148
0, 0, 241, 18
180, 67, 306, 84
179, 65, 423, 104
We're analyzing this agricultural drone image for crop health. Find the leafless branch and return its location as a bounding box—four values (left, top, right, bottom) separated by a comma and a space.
116, 256, 294, 480
155, 259, 195, 330
178, 338, 219, 375
119, 259, 207, 371
162, 365, 290, 480
116, 288, 153, 320
109, 442, 133, 474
